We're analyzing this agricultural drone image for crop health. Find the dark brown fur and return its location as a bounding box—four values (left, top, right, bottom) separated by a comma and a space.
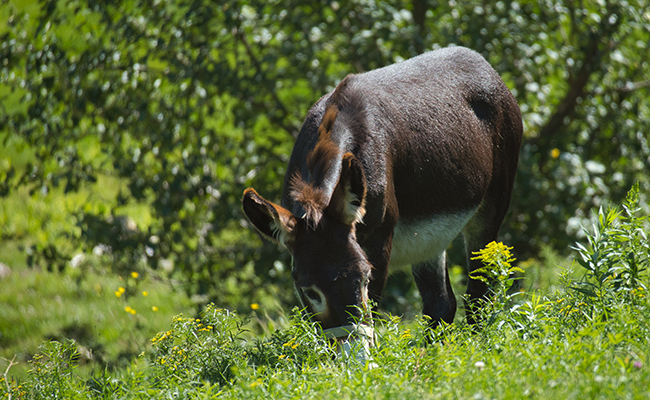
243, 47, 522, 330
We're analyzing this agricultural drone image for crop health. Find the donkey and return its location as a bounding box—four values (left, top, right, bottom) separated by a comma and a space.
243, 46, 522, 339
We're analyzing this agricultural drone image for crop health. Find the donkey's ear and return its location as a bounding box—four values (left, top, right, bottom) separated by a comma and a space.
242, 188, 296, 249
328, 152, 367, 226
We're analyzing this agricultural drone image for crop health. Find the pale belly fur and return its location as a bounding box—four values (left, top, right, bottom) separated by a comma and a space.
389, 209, 477, 267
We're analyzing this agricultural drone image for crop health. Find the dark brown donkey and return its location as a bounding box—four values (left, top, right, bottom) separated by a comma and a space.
243, 47, 522, 338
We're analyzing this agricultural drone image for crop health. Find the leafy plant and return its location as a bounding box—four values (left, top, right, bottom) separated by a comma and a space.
471, 242, 522, 295
468, 241, 524, 327
572, 182, 649, 314
148, 306, 248, 388
22, 340, 87, 399
146, 304, 338, 393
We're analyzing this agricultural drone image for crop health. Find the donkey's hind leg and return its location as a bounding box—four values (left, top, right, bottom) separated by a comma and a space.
412, 251, 457, 327
462, 193, 512, 324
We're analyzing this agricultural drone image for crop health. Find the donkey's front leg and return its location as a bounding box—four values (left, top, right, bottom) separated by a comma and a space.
363, 232, 393, 308
412, 251, 457, 327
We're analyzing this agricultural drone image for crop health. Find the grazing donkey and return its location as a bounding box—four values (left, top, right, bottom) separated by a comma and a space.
243, 46, 522, 339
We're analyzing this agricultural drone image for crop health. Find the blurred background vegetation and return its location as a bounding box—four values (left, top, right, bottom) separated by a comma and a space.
1, 0, 649, 378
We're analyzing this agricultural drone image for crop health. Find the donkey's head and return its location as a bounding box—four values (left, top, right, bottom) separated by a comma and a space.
242, 153, 371, 330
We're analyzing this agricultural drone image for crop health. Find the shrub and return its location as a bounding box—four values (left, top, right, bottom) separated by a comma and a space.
571, 182, 649, 313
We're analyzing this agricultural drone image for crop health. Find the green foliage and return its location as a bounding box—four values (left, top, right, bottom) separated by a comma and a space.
478, 184, 650, 339
147, 304, 337, 391
1, 0, 300, 311
571, 182, 649, 316
2, 0, 650, 315
3, 295, 649, 399
22, 340, 88, 399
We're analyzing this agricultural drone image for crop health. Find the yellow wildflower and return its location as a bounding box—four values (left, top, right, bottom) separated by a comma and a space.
142, 291, 148, 296
152, 306, 159, 312
471, 242, 516, 267
250, 379, 263, 388
115, 291, 122, 298
551, 148, 560, 159
125, 306, 136, 315
250, 303, 260, 310
131, 271, 139, 279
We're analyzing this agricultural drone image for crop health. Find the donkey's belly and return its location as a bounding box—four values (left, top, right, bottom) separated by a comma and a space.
389, 210, 476, 267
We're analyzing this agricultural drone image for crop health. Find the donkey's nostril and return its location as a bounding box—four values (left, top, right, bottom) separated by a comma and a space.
304, 289, 321, 302
301, 285, 327, 314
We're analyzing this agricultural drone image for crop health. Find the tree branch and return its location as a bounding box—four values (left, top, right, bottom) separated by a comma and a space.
615, 80, 650, 94
2, 355, 18, 397
535, 33, 600, 145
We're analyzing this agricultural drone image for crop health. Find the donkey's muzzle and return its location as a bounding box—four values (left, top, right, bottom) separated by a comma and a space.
323, 323, 375, 365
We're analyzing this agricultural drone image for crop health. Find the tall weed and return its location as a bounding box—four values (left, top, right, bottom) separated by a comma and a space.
468, 241, 524, 328
571, 182, 649, 315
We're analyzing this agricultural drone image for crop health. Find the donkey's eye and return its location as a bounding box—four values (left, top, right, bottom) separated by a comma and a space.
360, 277, 370, 289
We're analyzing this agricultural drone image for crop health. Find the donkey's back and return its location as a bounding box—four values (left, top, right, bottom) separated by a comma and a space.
285, 47, 520, 223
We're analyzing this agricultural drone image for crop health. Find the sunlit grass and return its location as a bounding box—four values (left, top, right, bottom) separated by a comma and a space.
1, 175, 647, 399
0, 261, 194, 380
3, 291, 648, 399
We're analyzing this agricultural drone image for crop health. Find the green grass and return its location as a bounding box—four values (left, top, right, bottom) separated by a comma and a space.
2, 257, 648, 398
1, 187, 648, 399
0, 250, 195, 380
2, 293, 648, 399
